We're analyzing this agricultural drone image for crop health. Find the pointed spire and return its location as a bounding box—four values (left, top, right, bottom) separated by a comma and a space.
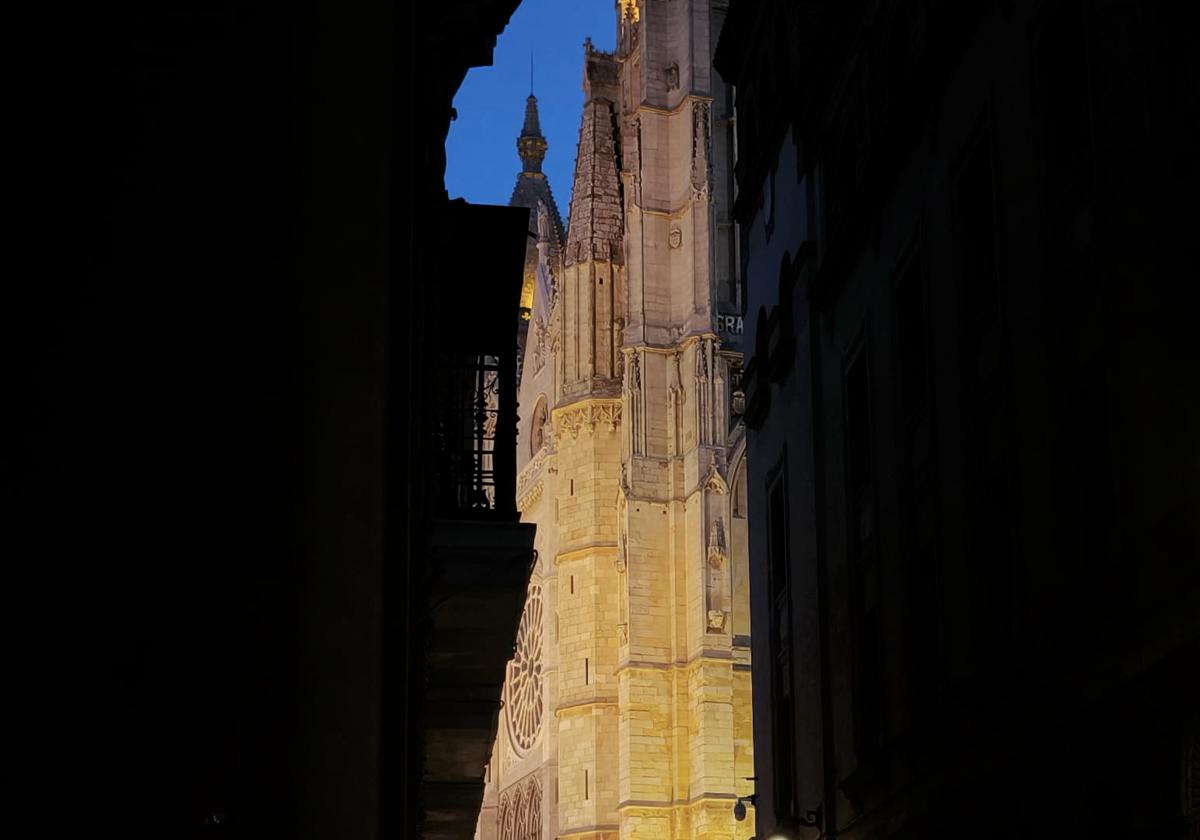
518, 94, 548, 174
565, 48, 623, 266
521, 94, 543, 138
510, 92, 565, 256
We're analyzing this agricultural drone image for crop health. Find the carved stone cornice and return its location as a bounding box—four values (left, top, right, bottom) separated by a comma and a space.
517, 478, 544, 513
518, 444, 552, 496
552, 399, 622, 440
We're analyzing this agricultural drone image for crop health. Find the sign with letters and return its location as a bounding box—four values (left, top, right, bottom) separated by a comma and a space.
716, 313, 744, 336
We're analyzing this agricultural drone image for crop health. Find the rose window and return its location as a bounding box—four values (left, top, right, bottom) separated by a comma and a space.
504, 584, 543, 755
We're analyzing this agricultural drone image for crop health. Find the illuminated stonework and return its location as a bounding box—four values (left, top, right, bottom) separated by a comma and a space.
478, 4, 753, 839
497, 775, 541, 840
504, 585, 543, 756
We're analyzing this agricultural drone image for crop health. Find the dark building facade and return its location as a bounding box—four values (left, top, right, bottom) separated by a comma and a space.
11, 1, 535, 838
715, 1, 1200, 838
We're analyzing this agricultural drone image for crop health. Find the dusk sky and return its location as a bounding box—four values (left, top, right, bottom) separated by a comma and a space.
445, 0, 618, 212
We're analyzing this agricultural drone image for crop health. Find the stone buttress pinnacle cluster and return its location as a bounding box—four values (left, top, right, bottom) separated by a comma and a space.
564, 45, 623, 267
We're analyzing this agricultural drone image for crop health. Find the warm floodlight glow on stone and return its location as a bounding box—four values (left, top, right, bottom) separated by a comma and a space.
474, 2, 754, 839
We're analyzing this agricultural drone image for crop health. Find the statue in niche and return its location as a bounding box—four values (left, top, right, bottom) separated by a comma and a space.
626, 350, 643, 455
533, 315, 547, 373
706, 517, 729, 632
536, 200, 551, 242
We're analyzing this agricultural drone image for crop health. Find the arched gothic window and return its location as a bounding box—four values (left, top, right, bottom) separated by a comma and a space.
498, 776, 542, 840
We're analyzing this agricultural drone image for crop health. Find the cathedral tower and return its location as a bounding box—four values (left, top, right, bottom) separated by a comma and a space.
511, 91, 565, 310
511, 91, 566, 382
481, 4, 751, 839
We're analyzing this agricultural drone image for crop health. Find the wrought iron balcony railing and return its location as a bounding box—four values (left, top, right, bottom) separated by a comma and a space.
430, 350, 517, 518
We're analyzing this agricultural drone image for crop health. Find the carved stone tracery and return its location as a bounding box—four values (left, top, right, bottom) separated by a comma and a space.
499, 775, 542, 840
503, 585, 543, 756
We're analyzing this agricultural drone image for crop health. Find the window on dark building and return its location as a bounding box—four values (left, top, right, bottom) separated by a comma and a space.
766, 461, 797, 821
845, 344, 885, 761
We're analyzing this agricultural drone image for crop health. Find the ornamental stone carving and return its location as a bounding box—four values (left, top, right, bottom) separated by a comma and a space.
504, 585, 543, 756
706, 517, 730, 633
554, 400, 622, 440
516, 478, 544, 513
498, 775, 542, 840
532, 315, 547, 374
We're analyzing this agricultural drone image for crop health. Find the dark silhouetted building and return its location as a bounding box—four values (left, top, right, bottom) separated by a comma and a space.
11, 1, 535, 838
715, 1, 1199, 838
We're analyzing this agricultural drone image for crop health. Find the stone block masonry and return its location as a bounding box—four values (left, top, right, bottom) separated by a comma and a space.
478, 5, 752, 839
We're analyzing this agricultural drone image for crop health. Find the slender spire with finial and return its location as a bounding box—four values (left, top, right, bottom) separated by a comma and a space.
510, 86, 564, 252
530, 51, 534, 96
517, 87, 548, 174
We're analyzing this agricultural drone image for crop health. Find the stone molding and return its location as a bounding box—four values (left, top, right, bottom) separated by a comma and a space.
629, 92, 714, 118
517, 443, 552, 499
552, 399, 622, 440
618, 792, 738, 810
614, 650, 739, 676
554, 697, 619, 717
554, 543, 619, 566
516, 478, 544, 513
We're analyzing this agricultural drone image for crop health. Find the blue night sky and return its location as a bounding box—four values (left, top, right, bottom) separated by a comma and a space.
445, 0, 618, 213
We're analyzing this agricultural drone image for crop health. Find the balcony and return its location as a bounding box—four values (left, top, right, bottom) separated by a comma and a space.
416, 200, 536, 840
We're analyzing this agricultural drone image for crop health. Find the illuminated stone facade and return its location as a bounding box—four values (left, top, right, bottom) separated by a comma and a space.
478, 3, 753, 839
